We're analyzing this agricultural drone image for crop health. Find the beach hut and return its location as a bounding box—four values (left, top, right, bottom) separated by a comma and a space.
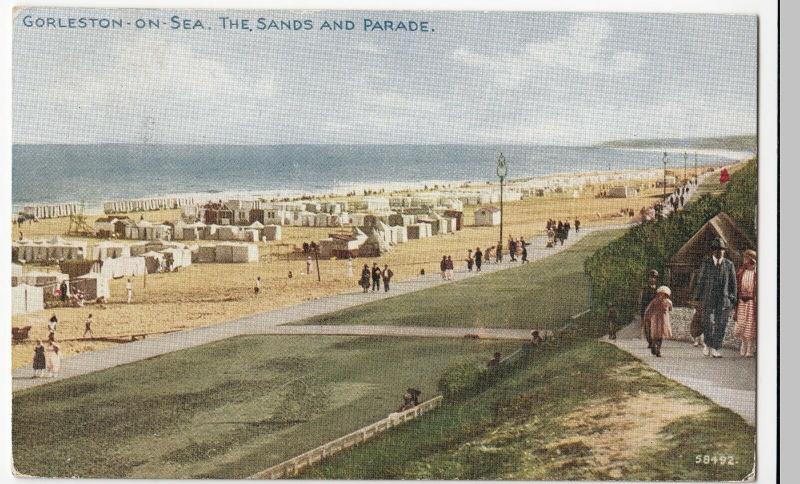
665, 213, 755, 305
98, 256, 147, 279
12, 284, 44, 315
142, 251, 166, 273
93, 216, 133, 237
474, 207, 501, 226
214, 243, 259, 263
72, 273, 110, 301
159, 247, 193, 269
193, 245, 217, 263
262, 224, 282, 241
92, 241, 132, 261
606, 186, 635, 198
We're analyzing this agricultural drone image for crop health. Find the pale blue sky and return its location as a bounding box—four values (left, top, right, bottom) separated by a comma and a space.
13, 9, 757, 145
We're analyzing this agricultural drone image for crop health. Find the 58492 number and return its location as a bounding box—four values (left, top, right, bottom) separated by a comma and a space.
695, 454, 736, 465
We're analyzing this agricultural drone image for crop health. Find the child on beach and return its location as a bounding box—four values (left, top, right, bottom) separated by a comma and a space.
644, 286, 673, 357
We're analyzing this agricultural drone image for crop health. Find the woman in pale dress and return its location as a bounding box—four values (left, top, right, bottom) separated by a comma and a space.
346, 257, 354, 278
644, 286, 673, 357
46, 342, 61, 377
734, 250, 757, 357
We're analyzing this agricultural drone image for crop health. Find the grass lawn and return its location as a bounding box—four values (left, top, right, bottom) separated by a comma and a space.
12, 335, 519, 479
295, 230, 625, 330
301, 339, 755, 481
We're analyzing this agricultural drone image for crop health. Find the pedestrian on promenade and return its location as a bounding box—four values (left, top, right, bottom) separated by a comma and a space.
734, 250, 757, 357
607, 302, 619, 340
475, 247, 483, 272
83, 314, 94, 339
126, 278, 133, 304
32, 340, 46, 378
547, 228, 555, 248
371, 263, 382, 291
509, 237, 517, 261
445, 256, 454, 280
382, 265, 394, 292
520, 238, 529, 263
638, 270, 659, 349
254, 276, 261, 295
644, 286, 673, 357
359, 264, 370, 293
440, 256, 447, 279
465, 250, 474, 272
575, 218, 581, 232
46, 341, 61, 377
694, 237, 737, 358
496, 241, 503, 262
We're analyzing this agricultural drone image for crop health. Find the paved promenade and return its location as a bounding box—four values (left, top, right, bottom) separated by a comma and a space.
606, 322, 756, 425
13, 225, 611, 392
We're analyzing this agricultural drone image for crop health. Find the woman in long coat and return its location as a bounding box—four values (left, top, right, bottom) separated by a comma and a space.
734, 250, 757, 357
32, 340, 46, 378
359, 264, 371, 293
644, 286, 673, 357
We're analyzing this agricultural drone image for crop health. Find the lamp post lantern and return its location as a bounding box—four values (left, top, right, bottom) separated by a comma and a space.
662, 152, 668, 199
496, 153, 507, 262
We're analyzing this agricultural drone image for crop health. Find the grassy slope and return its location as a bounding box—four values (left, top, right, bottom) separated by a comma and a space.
295, 230, 624, 330
301, 339, 755, 481
12, 335, 518, 479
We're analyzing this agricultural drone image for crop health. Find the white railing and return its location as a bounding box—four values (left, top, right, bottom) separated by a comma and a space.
248, 395, 443, 480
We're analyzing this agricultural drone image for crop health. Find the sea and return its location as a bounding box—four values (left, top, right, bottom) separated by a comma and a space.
11, 144, 749, 214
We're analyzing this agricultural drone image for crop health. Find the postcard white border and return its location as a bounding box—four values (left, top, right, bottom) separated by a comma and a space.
0, 1, 778, 483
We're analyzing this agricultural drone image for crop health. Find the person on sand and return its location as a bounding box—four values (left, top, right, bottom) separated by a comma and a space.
254, 276, 261, 295
734, 250, 757, 357
32, 340, 46, 378
359, 264, 370, 293
83, 314, 94, 339
638, 270, 659, 349
474, 247, 483, 272
346, 257, 354, 278
382, 265, 394, 292
47, 314, 58, 342
126, 278, 133, 304
574, 218, 581, 232
288, 271, 293, 279
306, 256, 313, 275
644, 286, 673, 357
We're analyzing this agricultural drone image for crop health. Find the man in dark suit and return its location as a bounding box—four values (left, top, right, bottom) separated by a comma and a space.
371, 263, 382, 292
694, 237, 737, 358
638, 269, 659, 349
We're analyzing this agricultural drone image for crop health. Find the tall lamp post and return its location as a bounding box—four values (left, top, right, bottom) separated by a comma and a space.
496, 153, 507, 262
683, 151, 688, 184
662, 152, 668, 199
694, 153, 698, 183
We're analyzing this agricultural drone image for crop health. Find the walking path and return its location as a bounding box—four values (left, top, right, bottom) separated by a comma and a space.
13, 224, 618, 392
606, 322, 756, 425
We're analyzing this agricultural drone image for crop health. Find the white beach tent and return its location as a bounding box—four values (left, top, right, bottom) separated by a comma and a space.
99, 256, 147, 279
12, 284, 44, 315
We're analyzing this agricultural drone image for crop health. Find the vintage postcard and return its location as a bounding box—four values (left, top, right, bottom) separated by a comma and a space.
8, 6, 764, 481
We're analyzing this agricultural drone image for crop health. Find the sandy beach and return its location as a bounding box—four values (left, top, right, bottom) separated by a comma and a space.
10, 163, 742, 369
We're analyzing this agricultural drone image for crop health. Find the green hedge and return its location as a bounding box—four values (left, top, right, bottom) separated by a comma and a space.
584, 160, 757, 321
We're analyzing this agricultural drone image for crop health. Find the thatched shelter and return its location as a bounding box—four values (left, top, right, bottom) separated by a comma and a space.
666, 212, 755, 305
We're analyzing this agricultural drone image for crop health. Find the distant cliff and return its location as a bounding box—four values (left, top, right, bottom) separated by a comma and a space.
597, 135, 757, 152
